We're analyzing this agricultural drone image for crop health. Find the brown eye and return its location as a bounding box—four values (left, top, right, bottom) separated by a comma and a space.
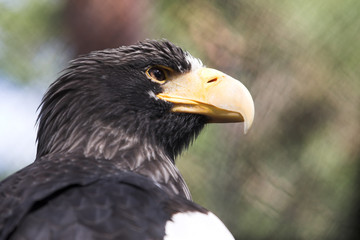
147, 67, 166, 82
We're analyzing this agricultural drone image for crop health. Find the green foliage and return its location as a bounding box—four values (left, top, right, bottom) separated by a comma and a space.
0, 0, 64, 83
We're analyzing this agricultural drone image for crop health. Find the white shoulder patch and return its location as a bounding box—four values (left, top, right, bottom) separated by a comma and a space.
164, 212, 235, 240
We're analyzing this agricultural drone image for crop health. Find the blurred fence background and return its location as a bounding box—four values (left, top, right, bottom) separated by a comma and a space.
0, 0, 359, 239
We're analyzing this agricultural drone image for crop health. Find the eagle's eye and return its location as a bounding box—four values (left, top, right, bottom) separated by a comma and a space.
146, 67, 168, 83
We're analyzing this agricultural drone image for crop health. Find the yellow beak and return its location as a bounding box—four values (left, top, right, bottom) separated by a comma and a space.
156, 68, 255, 133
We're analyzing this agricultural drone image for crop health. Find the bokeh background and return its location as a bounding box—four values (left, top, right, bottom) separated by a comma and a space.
0, 0, 359, 239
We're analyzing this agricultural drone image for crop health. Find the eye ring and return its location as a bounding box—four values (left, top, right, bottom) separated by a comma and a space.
146, 67, 168, 84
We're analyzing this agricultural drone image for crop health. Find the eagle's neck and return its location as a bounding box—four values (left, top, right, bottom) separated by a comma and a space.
37, 119, 193, 199
83, 125, 190, 196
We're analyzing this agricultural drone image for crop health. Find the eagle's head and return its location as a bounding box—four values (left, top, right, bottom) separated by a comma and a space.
36, 40, 254, 161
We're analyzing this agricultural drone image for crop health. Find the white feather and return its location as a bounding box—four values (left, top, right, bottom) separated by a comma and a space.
164, 212, 235, 240
185, 53, 204, 71
148, 90, 159, 100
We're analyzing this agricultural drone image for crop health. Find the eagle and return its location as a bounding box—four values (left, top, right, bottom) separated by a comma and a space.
0, 40, 254, 240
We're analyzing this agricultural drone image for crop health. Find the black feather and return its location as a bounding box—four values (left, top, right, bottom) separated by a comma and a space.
1, 155, 206, 240
36, 39, 205, 160
0, 40, 210, 240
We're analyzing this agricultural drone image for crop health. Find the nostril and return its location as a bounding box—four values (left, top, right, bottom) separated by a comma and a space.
207, 78, 218, 83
